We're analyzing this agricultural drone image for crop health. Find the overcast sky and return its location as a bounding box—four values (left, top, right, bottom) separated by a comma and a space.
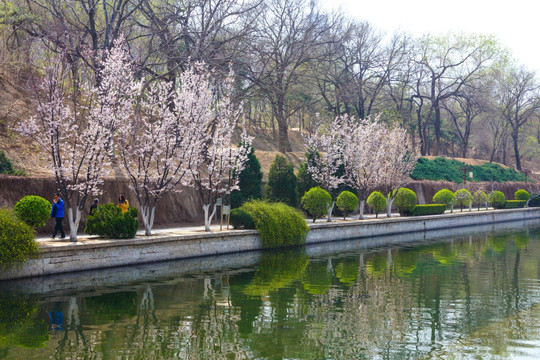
323, 0, 540, 73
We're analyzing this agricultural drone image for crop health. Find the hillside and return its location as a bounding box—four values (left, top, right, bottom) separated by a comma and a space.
0, 68, 537, 180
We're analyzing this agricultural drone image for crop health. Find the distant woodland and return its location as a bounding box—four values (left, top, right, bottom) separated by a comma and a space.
1, 0, 539, 171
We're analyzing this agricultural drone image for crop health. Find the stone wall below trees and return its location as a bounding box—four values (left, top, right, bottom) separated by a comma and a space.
0, 176, 203, 233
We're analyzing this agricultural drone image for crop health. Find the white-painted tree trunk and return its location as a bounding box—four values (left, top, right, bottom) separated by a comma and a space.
450, 204, 454, 213
141, 205, 156, 236
327, 201, 335, 222
359, 200, 365, 219
203, 203, 217, 232
67, 207, 81, 242
386, 197, 395, 217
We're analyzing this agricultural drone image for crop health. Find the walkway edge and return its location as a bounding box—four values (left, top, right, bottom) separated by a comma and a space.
2, 208, 540, 280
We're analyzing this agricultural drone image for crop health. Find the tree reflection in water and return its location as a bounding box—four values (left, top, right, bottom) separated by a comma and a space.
2, 226, 540, 359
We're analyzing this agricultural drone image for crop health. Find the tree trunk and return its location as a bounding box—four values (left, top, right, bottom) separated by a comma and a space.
67, 207, 81, 242
327, 201, 335, 222
358, 200, 365, 220
141, 205, 156, 236
278, 120, 292, 153
432, 102, 441, 156
203, 203, 217, 232
386, 197, 395, 217
512, 132, 522, 171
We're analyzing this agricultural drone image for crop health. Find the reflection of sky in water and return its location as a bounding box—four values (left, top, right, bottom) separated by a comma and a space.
2, 221, 540, 359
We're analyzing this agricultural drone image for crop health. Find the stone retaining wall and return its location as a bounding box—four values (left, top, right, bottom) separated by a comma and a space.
2, 207, 540, 281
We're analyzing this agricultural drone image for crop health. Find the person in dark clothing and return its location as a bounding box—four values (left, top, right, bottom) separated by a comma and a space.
51, 193, 65, 239
89, 198, 99, 216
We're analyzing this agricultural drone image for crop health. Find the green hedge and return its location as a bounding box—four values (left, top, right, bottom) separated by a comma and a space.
411, 157, 527, 183
14, 195, 51, 228
301, 187, 332, 222
515, 189, 530, 201
412, 204, 446, 216
240, 200, 308, 248
0, 208, 39, 268
395, 188, 417, 216
504, 200, 526, 209
230, 208, 255, 229
84, 203, 139, 239
488, 191, 506, 209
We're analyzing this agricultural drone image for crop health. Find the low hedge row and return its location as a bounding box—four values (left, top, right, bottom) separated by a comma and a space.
504, 200, 526, 209
231, 200, 308, 248
412, 204, 447, 216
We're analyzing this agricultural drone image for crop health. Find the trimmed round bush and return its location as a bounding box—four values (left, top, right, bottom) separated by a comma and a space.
336, 191, 358, 220
515, 189, 530, 201
454, 189, 473, 211
301, 187, 332, 223
488, 191, 506, 209
13, 195, 52, 228
367, 191, 387, 218
394, 188, 417, 216
0, 208, 39, 268
473, 190, 488, 210
432, 189, 455, 209
230, 208, 255, 229
241, 200, 308, 248
85, 203, 139, 239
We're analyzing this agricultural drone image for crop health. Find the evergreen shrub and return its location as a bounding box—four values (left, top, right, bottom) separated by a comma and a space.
366, 191, 387, 218
85, 203, 139, 239
229, 208, 255, 229
0, 208, 39, 268
301, 187, 332, 222
530, 194, 540, 207
473, 190, 488, 210
504, 200, 526, 209
515, 189, 530, 201
336, 191, 358, 220
412, 204, 446, 216
0, 151, 25, 176
394, 188, 417, 216
296, 152, 320, 201
265, 155, 298, 207
240, 200, 308, 248
13, 195, 51, 228
454, 189, 473, 211
231, 144, 263, 208
488, 191, 506, 209
432, 189, 456, 209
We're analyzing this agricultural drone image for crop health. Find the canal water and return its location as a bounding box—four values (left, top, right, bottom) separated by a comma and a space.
3, 220, 540, 359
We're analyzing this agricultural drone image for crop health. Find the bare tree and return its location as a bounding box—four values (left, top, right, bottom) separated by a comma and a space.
242, 0, 333, 152
493, 64, 540, 170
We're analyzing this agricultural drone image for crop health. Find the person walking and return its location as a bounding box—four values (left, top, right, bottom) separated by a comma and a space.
89, 198, 99, 216
51, 192, 65, 239
118, 195, 129, 213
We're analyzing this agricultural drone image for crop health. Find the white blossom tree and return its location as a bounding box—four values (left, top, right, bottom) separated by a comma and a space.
117, 64, 211, 235
378, 126, 418, 217
190, 73, 252, 231
341, 116, 388, 219
305, 116, 349, 221
17, 43, 128, 241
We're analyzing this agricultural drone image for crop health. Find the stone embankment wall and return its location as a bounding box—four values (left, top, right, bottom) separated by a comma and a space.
2, 207, 540, 281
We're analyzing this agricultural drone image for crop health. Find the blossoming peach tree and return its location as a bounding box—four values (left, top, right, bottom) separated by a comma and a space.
18, 42, 130, 242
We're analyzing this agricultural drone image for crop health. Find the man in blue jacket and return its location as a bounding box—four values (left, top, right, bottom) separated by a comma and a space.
51, 193, 65, 239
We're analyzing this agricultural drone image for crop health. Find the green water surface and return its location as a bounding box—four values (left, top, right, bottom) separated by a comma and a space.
3, 221, 540, 359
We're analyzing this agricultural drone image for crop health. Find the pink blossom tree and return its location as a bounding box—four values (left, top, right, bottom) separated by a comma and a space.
378, 127, 419, 217
117, 64, 212, 236
17, 43, 129, 241
305, 116, 349, 221
190, 73, 252, 231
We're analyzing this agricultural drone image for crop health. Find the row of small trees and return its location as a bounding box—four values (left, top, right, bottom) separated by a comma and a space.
18, 40, 252, 241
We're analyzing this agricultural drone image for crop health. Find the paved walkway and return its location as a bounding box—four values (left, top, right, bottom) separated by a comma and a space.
35, 208, 493, 247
